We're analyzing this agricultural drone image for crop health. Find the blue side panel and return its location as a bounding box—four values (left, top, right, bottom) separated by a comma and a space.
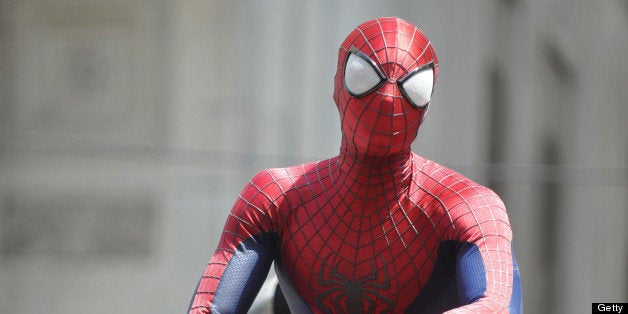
508, 245, 522, 314
211, 234, 275, 314
274, 257, 312, 314
456, 243, 487, 303
405, 241, 486, 314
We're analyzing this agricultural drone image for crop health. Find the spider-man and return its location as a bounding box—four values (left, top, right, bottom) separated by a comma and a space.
189, 17, 522, 313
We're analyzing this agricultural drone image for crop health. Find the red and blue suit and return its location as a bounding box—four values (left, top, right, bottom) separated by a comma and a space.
189, 17, 522, 313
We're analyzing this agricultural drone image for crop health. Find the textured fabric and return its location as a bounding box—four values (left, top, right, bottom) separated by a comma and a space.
188, 17, 521, 314
509, 246, 523, 313
210, 235, 275, 313
405, 241, 485, 313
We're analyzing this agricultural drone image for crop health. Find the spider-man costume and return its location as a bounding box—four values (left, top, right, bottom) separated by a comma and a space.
189, 17, 522, 313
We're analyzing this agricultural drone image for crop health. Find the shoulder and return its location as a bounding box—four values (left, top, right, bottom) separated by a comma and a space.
412, 153, 500, 203
229, 158, 336, 233
243, 157, 337, 207
411, 154, 510, 241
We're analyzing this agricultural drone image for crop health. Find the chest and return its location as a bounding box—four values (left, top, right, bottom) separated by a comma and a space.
278, 193, 453, 312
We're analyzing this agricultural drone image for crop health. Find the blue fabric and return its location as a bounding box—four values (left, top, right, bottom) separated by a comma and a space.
456, 242, 488, 304
211, 234, 275, 313
405, 240, 522, 313
508, 246, 523, 314
405, 241, 486, 313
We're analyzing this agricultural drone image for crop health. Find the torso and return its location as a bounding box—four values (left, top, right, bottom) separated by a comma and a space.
267, 153, 477, 313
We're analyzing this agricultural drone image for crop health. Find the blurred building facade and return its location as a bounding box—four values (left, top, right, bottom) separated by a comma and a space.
0, 1, 626, 313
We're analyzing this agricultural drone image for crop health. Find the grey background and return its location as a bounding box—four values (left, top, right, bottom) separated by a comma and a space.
1, 0, 627, 313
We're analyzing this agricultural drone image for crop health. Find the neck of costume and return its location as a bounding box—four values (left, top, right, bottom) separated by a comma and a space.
336, 137, 413, 202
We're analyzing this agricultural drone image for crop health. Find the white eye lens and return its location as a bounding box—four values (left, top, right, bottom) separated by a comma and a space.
399, 68, 433, 109
344, 51, 384, 97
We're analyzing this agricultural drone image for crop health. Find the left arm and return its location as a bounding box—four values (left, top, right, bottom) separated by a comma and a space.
446, 188, 522, 313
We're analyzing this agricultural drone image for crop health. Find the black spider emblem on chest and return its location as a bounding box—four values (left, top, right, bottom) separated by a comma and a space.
314, 254, 394, 313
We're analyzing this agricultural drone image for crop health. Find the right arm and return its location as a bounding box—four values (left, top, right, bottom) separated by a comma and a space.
188, 171, 282, 314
